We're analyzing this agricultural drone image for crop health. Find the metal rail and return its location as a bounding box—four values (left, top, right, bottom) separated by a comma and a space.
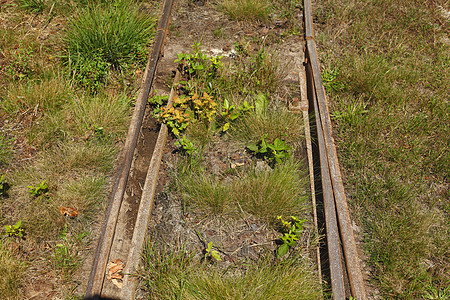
85, 0, 174, 298
303, 0, 367, 298
120, 70, 181, 299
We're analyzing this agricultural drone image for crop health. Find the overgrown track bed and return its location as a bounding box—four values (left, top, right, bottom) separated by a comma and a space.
85, 0, 367, 299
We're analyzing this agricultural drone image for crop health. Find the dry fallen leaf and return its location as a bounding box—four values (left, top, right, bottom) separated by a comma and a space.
111, 278, 123, 289
59, 206, 78, 217
107, 259, 125, 288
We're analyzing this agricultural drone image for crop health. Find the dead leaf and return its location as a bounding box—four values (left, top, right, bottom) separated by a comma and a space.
111, 278, 123, 289
59, 206, 78, 217
107, 259, 125, 284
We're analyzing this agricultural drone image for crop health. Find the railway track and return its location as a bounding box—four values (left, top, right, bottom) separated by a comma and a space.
85, 0, 367, 299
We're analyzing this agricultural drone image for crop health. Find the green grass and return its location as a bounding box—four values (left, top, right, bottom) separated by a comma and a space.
219, 0, 271, 21
0, 240, 25, 300
63, 0, 156, 91
16, 0, 46, 13
141, 242, 322, 300
3, 75, 72, 114
177, 160, 309, 223
0, 133, 14, 167
316, 0, 449, 297
231, 106, 304, 147
0, 1, 152, 296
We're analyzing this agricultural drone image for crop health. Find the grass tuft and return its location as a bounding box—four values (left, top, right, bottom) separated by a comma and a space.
141, 242, 322, 300
219, 0, 271, 21
63, 0, 156, 91
232, 106, 304, 146
0, 240, 25, 299
178, 160, 308, 223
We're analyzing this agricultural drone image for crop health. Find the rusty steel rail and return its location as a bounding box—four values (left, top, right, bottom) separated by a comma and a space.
303, 0, 367, 299
120, 70, 181, 299
85, 0, 174, 298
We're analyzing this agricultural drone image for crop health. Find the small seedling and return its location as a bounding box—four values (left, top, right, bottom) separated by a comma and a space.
27, 180, 49, 197
204, 241, 221, 261
276, 216, 306, 257
5, 220, 25, 238
0, 174, 10, 197
247, 134, 291, 166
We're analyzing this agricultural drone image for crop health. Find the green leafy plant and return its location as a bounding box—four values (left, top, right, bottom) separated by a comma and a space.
204, 241, 221, 261
276, 216, 306, 258
0, 175, 9, 197
221, 99, 253, 132
148, 93, 169, 107
155, 92, 217, 136
175, 42, 223, 81
52, 225, 79, 280
254, 93, 269, 116
175, 136, 197, 156
69, 52, 111, 93
4, 48, 34, 81
155, 97, 192, 137
247, 134, 291, 166
5, 220, 25, 238
27, 180, 49, 197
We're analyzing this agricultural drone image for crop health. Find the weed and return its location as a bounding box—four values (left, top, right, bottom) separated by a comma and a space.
148, 93, 169, 107
175, 43, 224, 86
247, 134, 291, 166
322, 67, 344, 93
220, 99, 253, 132
17, 0, 46, 13
276, 216, 306, 257
5, 220, 24, 238
142, 244, 322, 299
175, 136, 197, 156
141, 242, 195, 299
203, 241, 221, 262
254, 93, 269, 116
231, 107, 304, 147
330, 97, 369, 128
226, 45, 282, 96
155, 92, 217, 137
27, 180, 49, 197
4, 75, 72, 115
156, 100, 192, 137
52, 225, 80, 280
4, 47, 34, 81
69, 52, 111, 92
317, 0, 450, 296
